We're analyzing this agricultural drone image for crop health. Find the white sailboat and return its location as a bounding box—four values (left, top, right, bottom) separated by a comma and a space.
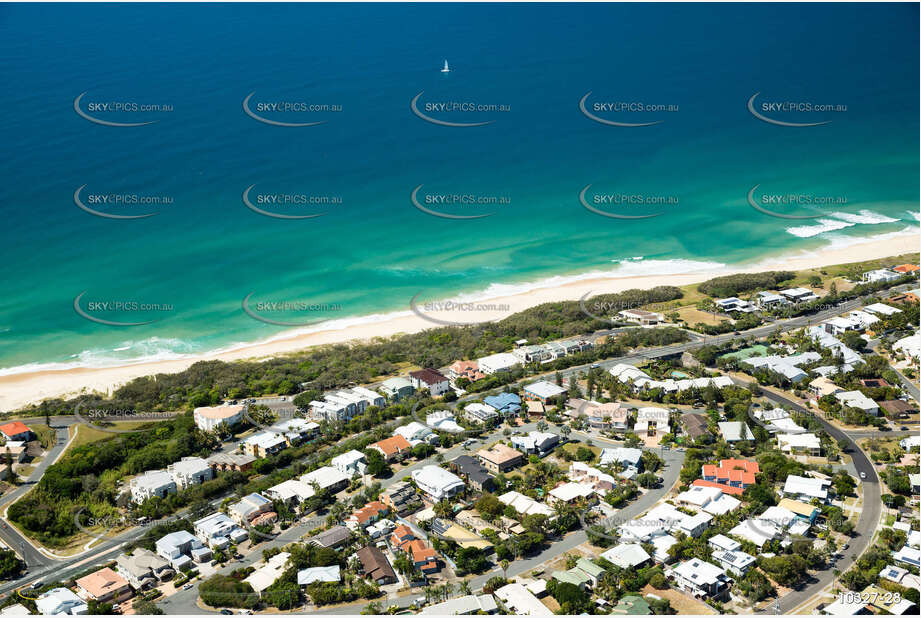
441, 59, 450, 73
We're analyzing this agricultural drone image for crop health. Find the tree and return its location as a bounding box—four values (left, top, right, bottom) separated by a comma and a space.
4, 448, 15, 485
362, 448, 391, 478
500, 559, 509, 579
0, 549, 23, 579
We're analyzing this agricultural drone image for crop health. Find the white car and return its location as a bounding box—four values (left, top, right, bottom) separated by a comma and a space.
859, 471, 867, 480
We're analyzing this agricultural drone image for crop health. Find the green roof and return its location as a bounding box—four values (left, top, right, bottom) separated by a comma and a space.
574, 557, 605, 578
552, 570, 589, 586
611, 595, 651, 615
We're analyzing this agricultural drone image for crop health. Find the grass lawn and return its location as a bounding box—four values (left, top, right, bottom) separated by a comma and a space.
25, 423, 56, 449
675, 306, 729, 327
561, 442, 601, 461
66, 421, 157, 452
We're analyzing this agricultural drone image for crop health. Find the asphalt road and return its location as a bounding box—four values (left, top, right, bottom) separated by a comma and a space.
754, 389, 882, 615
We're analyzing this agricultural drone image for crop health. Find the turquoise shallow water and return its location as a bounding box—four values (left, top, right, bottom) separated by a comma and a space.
0, 2, 918, 372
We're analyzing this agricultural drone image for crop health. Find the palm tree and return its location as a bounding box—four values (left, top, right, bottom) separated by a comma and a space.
434, 500, 453, 519
459, 580, 471, 595
500, 559, 509, 579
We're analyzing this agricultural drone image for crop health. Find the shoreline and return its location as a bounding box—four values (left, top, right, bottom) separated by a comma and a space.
1, 232, 918, 413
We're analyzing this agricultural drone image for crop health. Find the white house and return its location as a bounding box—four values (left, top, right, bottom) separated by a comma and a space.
712, 549, 756, 576
778, 432, 822, 456
265, 479, 316, 504
394, 421, 438, 446
35, 588, 88, 616
477, 352, 521, 374
330, 450, 367, 478
301, 466, 351, 494
409, 369, 452, 397
778, 288, 819, 303
600, 543, 651, 569
498, 491, 554, 517
426, 410, 465, 433
894, 334, 921, 360
494, 583, 553, 616
167, 456, 214, 489
511, 431, 559, 456
194, 512, 248, 549
835, 391, 879, 416
244, 551, 291, 594
194, 404, 246, 432
129, 470, 177, 503
862, 268, 900, 283
782, 475, 831, 501
463, 402, 499, 424
155, 530, 211, 570
863, 303, 902, 316
667, 559, 731, 599
411, 465, 465, 501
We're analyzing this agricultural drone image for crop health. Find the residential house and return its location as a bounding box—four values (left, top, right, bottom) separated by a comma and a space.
463, 402, 499, 424
476, 443, 524, 473
448, 360, 486, 383
243, 431, 288, 458
498, 491, 554, 518
782, 475, 831, 502
75, 568, 132, 605
115, 548, 174, 589
409, 368, 451, 397
381, 481, 422, 515
0, 421, 33, 442
426, 410, 465, 433
155, 530, 211, 570
522, 380, 567, 403
419, 595, 498, 615
244, 552, 291, 595
667, 559, 731, 600
494, 583, 553, 616
755, 291, 787, 309
450, 455, 495, 492
862, 269, 900, 283
717, 421, 754, 443
477, 352, 521, 374
347, 501, 389, 530
167, 456, 214, 489
297, 565, 341, 586
194, 512, 248, 549
300, 466, 350, 494
618, 309, 664, 325
809, 377, 844, 400
193, 404, 246, 432
700, 458, 759, 490
207, 452, 256, 473
483, 392, 521, 417
356, 546, 397, 584
600, 544, 651, 570
394, 421, 438, 446
378, 377, 415, 401
510, 431, 559, 456
778, 287, 819, 303
35, 588, 88, 616
835, 391, 879, 416
711, 549, 756, 576
229, 493, 274, 525
778, 433, 822, 456
129, 470, 177, 503
715, 297, 755, 313
635, 407, 670, 438
681, 413, 710, 441
777, 498, 820, 524
368, 435, 413, 462
306, 525, 351, 549
411, 465, 465, 501
265, 479, 316, 505
330, 450, 367, 478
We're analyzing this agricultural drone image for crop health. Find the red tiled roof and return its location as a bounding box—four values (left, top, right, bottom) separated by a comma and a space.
371, 435, 412, 457
409, 368, 448, 385
692, 479, 744, 496
352, 501, 388, 524
701, 464, 717, 478
893, 264, 920, 273
0, 421, 30, 438
719, 458, 759, 474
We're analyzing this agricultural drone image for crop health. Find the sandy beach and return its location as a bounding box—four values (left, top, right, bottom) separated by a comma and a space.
1, 233, 917, 413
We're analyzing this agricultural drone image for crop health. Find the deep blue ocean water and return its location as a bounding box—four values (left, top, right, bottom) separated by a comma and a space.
0, 2, 918, 372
